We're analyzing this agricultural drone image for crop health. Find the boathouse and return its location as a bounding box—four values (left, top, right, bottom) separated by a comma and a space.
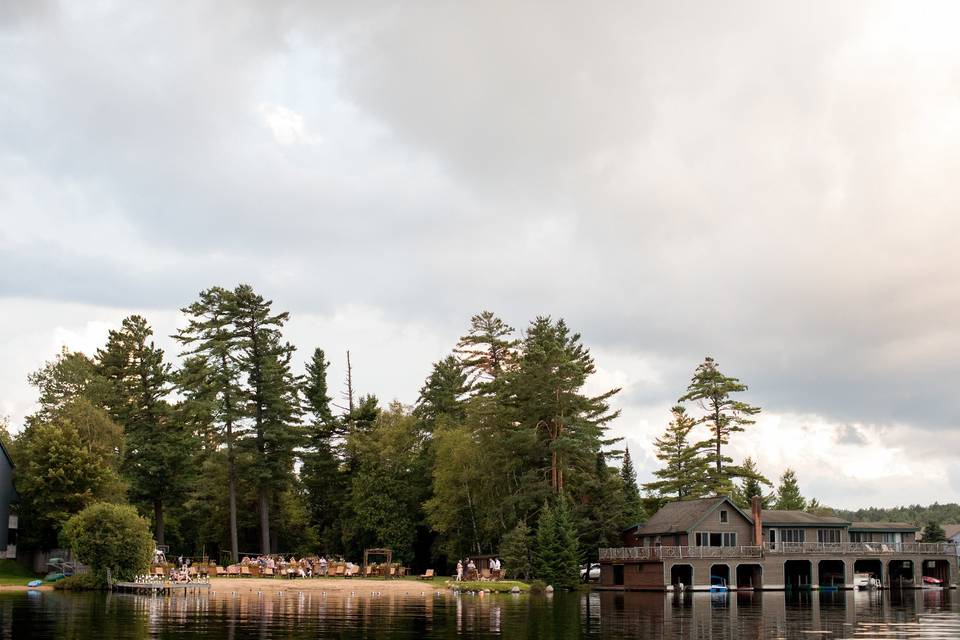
599, 496, 957, 591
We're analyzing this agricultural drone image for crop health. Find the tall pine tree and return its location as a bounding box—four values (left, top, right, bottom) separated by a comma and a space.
643, 405, 710, 501
97, 315, 190, 546
678, 357, 761, 495
620, 448, 645, 523
232, 284, 303, 555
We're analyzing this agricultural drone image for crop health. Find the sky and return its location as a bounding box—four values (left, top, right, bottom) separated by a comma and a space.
2, 1, 960, 510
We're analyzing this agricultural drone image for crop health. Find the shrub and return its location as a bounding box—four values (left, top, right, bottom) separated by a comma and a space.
54, 574, 107, 591
62, 503, 153, 582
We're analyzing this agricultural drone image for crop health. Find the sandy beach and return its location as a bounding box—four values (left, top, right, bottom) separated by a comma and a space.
206, 577, 447, 595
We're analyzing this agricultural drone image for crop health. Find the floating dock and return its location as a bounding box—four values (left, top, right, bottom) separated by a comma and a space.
113, 581, 211, 595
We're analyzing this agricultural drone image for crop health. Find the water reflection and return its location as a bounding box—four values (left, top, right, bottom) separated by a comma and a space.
0, 588, 958, 638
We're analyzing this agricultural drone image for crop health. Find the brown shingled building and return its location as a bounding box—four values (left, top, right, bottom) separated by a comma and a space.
599, 496, 957, 591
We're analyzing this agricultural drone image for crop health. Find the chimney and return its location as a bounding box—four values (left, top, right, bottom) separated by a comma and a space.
752, 496, 763, 547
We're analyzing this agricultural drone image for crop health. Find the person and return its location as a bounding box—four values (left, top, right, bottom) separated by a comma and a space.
319, 556, 328, 577
467, 558, 477, 580
456, 560, 464, 582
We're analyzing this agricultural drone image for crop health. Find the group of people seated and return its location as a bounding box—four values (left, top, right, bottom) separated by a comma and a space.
237, 555, 339, 577
455, 557, 503, 581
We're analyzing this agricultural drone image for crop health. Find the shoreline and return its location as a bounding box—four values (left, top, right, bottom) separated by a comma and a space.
206, 577, 447, 594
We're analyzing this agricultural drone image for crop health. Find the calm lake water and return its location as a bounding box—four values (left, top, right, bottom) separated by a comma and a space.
0, 588, 958, 639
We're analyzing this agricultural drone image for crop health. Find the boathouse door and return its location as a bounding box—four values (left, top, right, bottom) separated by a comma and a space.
769, 529, 777, 550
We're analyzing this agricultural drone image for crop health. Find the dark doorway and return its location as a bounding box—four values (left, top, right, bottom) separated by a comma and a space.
854, 559, 883, 588
922, 559, 950, 586
613, 564, 624, 586
671, 564, 693, 589
785, 560, 812, 589
736, 564, 762, 589
710, 564, 730, 589
818, 560, 845, 588
889, 559, 914, 588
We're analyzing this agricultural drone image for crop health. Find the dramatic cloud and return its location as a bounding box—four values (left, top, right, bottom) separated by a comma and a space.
2, 1, 959, 507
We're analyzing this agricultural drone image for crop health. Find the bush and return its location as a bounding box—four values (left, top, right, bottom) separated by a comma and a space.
61, 503, 154, 582
54, 574, 107, 591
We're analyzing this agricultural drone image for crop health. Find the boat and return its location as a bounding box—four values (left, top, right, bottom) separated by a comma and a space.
854, 572, 881, 590
709, 576, 728, 592
922, 576, 944, 589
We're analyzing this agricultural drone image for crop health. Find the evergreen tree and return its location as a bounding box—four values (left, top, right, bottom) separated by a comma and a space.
678, 357, 761, 495
643, 406, 710, 501
454, 311, 518, 390
414, 356, 469, 428
576, 452, 630, 561
232, 284, 303, 555
499, 520, 533, 580
620, 447, 645, 523
774, 468, 806, 510
732, 457, 773, 509
509, 317, 620, 495
300, 348, 345, 551
552, 499, 581, 590
176, 286, 244, 562
805, 498, 834, 517
97, 315, 190, 545
533, 501, 560, 584
922, 521, 947, 542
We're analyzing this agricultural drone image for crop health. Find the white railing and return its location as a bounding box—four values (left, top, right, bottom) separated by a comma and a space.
598, 542, 957, 561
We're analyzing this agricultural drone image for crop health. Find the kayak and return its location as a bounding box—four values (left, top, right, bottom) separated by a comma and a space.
27, 580, 43, 588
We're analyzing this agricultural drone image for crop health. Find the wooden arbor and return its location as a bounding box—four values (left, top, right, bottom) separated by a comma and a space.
362, 548, 393, 578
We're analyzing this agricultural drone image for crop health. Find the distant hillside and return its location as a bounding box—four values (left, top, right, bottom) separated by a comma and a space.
834, 503, 960, 526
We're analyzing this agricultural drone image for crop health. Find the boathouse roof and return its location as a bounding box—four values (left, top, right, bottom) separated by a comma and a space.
848, 521, 918, 532
635, 496, 752, 535
760, 510, 848, 527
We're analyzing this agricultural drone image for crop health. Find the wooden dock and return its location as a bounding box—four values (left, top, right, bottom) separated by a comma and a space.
113, 581, 212, 595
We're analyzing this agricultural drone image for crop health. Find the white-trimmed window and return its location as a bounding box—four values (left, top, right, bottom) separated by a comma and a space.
720, 510, 728, 523
781, 529, 805, 543
817, 529, 840, 544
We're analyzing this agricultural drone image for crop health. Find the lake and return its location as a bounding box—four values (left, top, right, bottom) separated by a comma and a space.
0, 588, 958, 638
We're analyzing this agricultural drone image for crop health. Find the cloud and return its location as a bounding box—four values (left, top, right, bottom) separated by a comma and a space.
2, 1, 960, 506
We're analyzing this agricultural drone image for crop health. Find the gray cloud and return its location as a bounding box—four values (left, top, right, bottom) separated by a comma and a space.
2, 0, 960, 448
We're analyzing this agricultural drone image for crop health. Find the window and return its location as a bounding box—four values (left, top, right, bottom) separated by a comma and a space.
720, 510, 728, 523
643, 536, 651, 547
781, 529, 805, 543
818, 529, 840, 544
850, 532, 864, 542
695, 532, 737, 547
881, 532, 901, 544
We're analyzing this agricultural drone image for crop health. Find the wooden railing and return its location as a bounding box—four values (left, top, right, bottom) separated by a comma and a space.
598, 542, 957, 561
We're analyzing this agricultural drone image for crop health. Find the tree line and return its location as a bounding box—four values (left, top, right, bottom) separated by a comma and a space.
5, 286, 644, 576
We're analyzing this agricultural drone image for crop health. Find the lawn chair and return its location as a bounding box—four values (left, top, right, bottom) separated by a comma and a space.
418, 569, 435, 580
335, 565, 345, 577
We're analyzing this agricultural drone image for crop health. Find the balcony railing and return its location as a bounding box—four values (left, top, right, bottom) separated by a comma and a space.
598, 542, 957, 561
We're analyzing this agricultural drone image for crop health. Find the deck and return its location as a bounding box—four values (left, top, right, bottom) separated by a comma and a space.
113, 581, 212, 595
599, 542, 958, 561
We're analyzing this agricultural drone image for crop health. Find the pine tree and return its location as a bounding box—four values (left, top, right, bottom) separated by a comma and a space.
732, 457, 773, 509
620, 448, 645, 523
922, 521, 947, 542
509, 317, 620, 495
232, 284, 303, 555
643, 406, 710, 501
678, 357, 761, 495
774, 468, 806, 510
300, 348, 345, 551
175, 286, 244, 562
552, 499, 581, 590
454, 311, 518, 390
414, 356, 468, 428
533, 501, 560, 584
499, 520, 533, 580
97, 315, 190, 545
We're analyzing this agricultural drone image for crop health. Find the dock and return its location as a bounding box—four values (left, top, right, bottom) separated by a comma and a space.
113, 581, 212, 595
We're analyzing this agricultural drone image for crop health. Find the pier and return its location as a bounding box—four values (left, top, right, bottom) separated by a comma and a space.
113, 581, 211, 596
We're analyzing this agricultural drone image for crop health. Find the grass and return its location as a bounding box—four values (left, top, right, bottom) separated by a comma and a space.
0, 559, 40, 585
446, 579, 530, 593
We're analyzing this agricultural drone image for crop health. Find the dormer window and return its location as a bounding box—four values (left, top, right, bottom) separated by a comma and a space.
720, 510, 728, 523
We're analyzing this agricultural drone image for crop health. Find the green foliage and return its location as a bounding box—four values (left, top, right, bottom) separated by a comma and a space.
54, 573, 107, 590
14, 410, 125, 550
62, 503, 154, 582
678, 357, 760, 494
732, 457, 774, 509
644, 406, 710, 501
620, 448, 645, 523
774, 468, 806, 510
453, 311, 518, 390
414, 356, 469, 428
805, 498, 834, 516
499, 520, 533, 580
533, 500, 580, 589
834, 502, 960, 527
96, 315, 192, 545
922, 521, 947, 542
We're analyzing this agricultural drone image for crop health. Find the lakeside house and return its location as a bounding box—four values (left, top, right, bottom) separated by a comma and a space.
598, 496, 957, 591
0, 441, 17, 559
